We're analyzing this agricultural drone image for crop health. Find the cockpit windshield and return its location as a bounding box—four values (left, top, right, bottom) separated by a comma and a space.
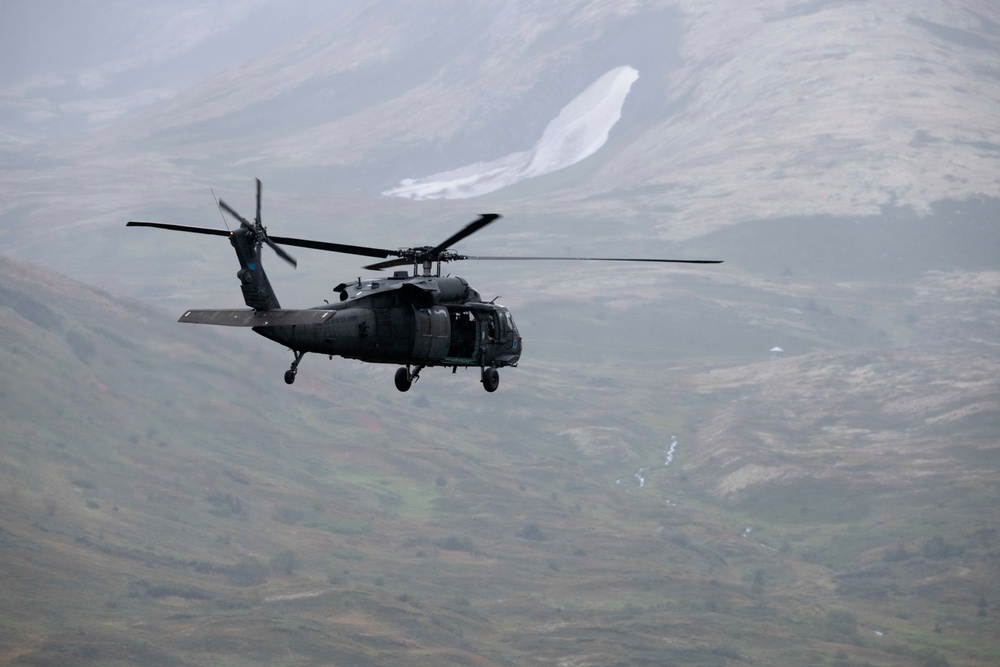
493, 306, 518, 342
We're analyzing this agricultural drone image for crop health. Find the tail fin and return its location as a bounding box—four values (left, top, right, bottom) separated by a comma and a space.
230, 225, 281, 311
128, 179, 295, 312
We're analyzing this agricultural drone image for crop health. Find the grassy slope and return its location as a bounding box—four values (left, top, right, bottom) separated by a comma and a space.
1, 253, 998, 666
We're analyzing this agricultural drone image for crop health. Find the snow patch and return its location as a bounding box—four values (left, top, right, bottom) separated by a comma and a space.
617, 434, 680, 491
665, 435, 678, 466
383, 66, 639, 200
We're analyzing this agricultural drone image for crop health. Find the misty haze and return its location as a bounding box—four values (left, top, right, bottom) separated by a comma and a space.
1, 1, 998, 665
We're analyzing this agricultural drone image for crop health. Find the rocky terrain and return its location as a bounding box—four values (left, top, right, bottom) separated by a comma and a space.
2, 1, 998, 292
1, 245, 997, 666
1, 2, 998, 665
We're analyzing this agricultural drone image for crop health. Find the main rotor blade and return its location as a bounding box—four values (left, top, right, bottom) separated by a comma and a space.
268, 235, 398, 259
425, 213, 501, 258
464, 256, 724, 264
363, 257, 412, 271
129, 219, 397, 261
127, 221, 231, 237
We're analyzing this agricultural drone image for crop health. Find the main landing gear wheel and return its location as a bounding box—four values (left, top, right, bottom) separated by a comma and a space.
394, 365, 425, 392
394, 367, 411, 392
482, 367, 500, 392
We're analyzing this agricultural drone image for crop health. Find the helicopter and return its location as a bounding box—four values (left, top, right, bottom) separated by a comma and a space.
128, 179, 722, 392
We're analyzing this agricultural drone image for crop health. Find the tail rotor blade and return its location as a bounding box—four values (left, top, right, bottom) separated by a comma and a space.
219, 184, 297, 267
218, 199, 252, 228
265, 236, 297, 268
255, 178, 262, 225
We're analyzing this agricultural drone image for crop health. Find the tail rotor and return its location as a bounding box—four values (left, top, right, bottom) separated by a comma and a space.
218, 178, 298, 268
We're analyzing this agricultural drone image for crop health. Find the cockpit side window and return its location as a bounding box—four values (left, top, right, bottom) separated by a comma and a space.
504, 310, 516, 334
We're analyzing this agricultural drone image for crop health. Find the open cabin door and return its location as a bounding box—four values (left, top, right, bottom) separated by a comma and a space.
441, 306, 479, 363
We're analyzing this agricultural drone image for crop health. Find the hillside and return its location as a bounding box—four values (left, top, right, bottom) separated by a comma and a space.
1, 1, 998, 297
1, 251, 998, 666
1, 1, 999, 664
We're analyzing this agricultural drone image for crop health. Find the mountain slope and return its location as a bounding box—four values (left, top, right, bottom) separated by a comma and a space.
1, 2, 999, 663
2, 255, 999, 665
3, 0, 998, 282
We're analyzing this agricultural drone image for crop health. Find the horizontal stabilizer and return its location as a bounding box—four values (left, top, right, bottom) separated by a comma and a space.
179, 309, 334, 327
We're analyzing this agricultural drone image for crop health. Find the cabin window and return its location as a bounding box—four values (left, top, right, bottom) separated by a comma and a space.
434, 311, 449, 338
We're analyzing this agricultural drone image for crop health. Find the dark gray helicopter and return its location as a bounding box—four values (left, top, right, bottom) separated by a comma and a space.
128, 179, 721, 392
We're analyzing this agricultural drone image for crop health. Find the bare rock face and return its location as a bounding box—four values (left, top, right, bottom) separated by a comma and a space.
3, 1, 998, 263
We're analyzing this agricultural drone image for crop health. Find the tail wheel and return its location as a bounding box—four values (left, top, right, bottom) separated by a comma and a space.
482, 367, 500, 392
285, 350, 305, 385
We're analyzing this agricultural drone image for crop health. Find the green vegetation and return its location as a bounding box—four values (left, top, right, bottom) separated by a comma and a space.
228, 557, 269, 586
922, 535, 965, 560
433, 535, 480, 554
206, 491, 246, 517
0, 232, 998, 667
271, 506, 305, 525
820, 609, 859, 643
515, 522, 548, 541
270, 550, 301, 576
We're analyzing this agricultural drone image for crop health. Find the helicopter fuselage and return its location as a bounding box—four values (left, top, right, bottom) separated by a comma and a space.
252, 272, 521, 371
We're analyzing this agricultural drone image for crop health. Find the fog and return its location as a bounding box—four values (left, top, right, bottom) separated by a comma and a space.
0, 2, 361, 136
1, 2, 998, 665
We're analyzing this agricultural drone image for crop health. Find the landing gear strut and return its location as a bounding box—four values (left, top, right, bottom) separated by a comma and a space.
394, 365, 424, 392
284, 350, 306, 385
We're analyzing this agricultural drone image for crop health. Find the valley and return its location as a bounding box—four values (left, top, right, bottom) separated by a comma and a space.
1, 2, 998, 664
1, 249, 997, 666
